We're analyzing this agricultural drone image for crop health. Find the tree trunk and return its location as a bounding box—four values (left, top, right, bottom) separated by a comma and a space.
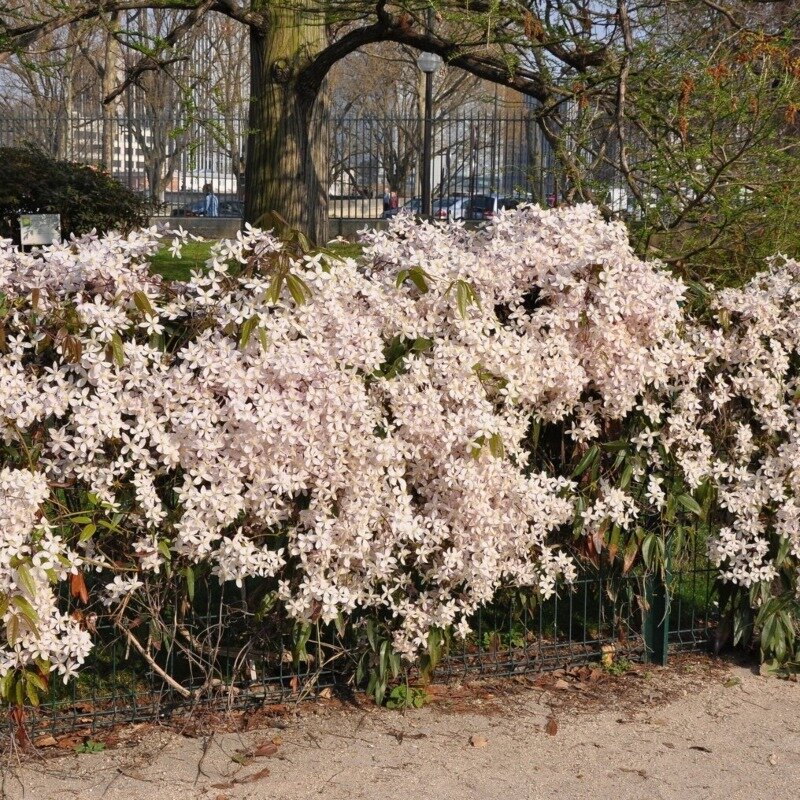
101, 13, 121, 172
245, 2, 329, 243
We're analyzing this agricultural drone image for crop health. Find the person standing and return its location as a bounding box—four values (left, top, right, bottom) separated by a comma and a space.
203, 183, 219, 217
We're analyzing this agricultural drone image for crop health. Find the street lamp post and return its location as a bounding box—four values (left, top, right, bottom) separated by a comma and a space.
417, 51, 441, 218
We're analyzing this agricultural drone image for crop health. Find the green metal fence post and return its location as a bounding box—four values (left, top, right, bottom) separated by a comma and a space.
644, 541, 672, 666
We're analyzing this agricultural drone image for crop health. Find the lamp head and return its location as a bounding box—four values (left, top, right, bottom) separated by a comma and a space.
417, 51, 442, 74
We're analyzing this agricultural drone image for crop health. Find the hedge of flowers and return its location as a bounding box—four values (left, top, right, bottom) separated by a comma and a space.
1, 205, 798, 704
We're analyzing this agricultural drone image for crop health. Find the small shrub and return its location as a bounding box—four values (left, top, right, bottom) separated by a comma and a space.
0, 145, 151, 243
602, 656, 634, 677
385, 685, 428, 710
74, 739, 106, 754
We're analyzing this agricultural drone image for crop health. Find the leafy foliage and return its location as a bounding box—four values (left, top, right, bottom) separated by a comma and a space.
4, 205, 800, 710
0, 145, 151, 243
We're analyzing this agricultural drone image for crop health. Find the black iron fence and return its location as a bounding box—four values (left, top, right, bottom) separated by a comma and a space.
8, 533, 716, 741
0, 111, 629, 220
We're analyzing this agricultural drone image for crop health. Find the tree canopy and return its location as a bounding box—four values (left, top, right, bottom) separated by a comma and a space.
2, 1, 798, 266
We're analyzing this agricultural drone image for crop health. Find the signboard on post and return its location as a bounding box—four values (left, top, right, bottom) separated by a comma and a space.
19, 214, 61, 247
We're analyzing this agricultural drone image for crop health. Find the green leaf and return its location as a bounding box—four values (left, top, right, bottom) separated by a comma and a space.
601, 440, 628, 452
733, 605, 752, 646
677, 493, 703, 519
641, 534, 665, 570
428, 628, 442, 671
157, 539, 172, 561
456, 280, 468, 318
133, 291, 154, 316
356, 651, 369, 686
366, 618, 378, 652
25, 675, 40, 707
379, 639, 390, 678
530, 417, 541, 451
238, 314, 260, 349
407, 268, 430, 294
619, 461, 633, 489
184, 566, 195, 603
296, 230, 312, 253
396, 268, 430, 293
11, 595, 39, 633
411, 337, 433, 352
79, 523, 96, 543
15, 564, 36, 598
573, 495, 586, 537
285, 273, 311, 305
292, 622, 312, 667
572, 445, 599, 478
267, 270, 284, 303
488, 433, 505, 459
761, 614, 778, 654
0, 670, 14, 701
27, 671, 47, 693
110, 332, 125, 366
374, 678, 386, 707
6, 615, 19, 646
388, 650, 401, 680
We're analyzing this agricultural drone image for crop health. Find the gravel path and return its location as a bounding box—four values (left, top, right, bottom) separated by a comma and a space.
2, 656, 798, 800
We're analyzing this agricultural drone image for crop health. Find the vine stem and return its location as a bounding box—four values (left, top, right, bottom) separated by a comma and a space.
114, 621, 192, 698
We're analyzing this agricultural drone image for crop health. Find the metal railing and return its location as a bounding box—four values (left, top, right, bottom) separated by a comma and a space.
0, 111, 630, 220
7, 535, 716, 740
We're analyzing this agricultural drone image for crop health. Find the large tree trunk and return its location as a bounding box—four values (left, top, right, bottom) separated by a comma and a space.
245, 2, 329, 244
101, 13, 121, 172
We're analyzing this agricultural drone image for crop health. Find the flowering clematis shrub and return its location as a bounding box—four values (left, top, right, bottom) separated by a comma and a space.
1, 204, 799, 702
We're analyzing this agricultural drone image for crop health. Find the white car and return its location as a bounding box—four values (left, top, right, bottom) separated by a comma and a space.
431, 196, 470, 220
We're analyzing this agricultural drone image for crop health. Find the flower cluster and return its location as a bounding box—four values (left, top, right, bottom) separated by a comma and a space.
1, 206, 798, 683
0, 469, 90, 681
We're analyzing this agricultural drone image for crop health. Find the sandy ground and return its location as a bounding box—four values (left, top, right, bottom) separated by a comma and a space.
1, 655, 798, 800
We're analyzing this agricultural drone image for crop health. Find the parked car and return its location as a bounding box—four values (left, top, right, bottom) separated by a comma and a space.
171, 200, 205, 217
431, 196, 470, 220
382, 197, 422, 219
463, 195, 523, 220
170, 199, 244, 218
219, 200, 244, 217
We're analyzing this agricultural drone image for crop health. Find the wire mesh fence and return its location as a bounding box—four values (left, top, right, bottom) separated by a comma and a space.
8, 534, 716, 741
0, 111, 629, 221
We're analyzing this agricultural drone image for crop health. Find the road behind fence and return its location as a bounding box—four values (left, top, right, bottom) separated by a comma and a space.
0, 112, 628, 220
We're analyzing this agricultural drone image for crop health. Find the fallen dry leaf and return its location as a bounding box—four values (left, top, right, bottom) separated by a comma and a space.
212, 767, 270, 790
545, 718, 558, 736
469, 734, 488, 748
56, 735, 83, 750
251, 742, 279, 758
33, 735, 58, 748
318, 687, 333, 699
240, 767, 271, 784
70, 570, 89, 604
